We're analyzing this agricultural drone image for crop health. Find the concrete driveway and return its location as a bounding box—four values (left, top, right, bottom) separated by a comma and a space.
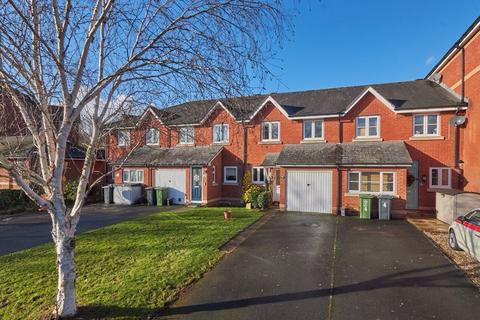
0, 204, 175, 255
159, 212, 480, 320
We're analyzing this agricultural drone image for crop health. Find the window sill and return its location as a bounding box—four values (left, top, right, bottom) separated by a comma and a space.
301, 139, 326, 144
345, 192, 397, 197
223, 182, 239, 186
213, 142, 230, 146
427, 187, 451, 192
409, 136, 445, 141
176, 143, 195, 147
352, 137, 383, 142
259, 140, 281, 145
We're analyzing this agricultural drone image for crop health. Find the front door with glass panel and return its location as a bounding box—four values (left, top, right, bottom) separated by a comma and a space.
273, 169, 280, 202
191, 167, 202, 202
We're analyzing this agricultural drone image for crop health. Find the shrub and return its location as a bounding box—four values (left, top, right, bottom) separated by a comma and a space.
64, 179, 79, 204
0, 190, 34, 212
244, 185, 261, 207
257, 191, 271, 210
241, 171, 253, 203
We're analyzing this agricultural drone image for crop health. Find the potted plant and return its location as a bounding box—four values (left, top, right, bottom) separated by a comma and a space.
224, 209, 232, 220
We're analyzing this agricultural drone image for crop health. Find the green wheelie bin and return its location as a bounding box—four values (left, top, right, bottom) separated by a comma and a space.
359, 194, 378, 219
155, 187, 168, 206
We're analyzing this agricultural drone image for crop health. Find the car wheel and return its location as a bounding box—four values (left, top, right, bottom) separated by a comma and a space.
448, 230, 461, 251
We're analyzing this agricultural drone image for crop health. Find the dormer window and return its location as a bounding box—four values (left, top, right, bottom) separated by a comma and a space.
146, 128, 159, 145
303, 119, 323, 140
117, 130, 130, 147
261, 122, 280, 141
356, 116, 379, 138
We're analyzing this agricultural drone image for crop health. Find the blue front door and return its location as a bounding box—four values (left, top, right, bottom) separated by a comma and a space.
191, 167, 202, 202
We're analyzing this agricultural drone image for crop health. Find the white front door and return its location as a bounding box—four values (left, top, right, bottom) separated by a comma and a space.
155, 169, 186, 204
286, 170, 332, 213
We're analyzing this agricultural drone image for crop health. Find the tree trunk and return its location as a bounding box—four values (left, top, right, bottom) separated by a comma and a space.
55, 235, 77, 317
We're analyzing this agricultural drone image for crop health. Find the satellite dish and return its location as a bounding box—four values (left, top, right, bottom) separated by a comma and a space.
450, 115, 466, 126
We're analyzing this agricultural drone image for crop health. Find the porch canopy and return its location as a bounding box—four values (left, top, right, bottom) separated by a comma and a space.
275, 141, 413, 167
114, 145, 223, 167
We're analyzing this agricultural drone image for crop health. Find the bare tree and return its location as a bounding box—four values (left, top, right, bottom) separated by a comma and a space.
0, 0, 288, 317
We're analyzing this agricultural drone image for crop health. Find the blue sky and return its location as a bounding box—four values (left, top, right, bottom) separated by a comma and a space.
262, 0, 480, 93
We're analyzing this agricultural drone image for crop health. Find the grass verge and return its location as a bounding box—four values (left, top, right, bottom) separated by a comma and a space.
0, 207, 262, 319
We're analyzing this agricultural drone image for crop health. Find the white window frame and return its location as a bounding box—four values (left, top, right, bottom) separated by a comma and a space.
122, 169, 144, 183
179, 126, 194, 145
429, 167, 451, 189
223, 166, 238, 184
413, 114, 440, 137
252, 167, 265, 184
261, 121, 280, 142
146, 128, 159, 145
347, 171, 395, 194
212, 165, 217, 185
303, 119, 324, 140
213, 124, 229, 143
356, 116, 380, 138
117, 130, 130, 147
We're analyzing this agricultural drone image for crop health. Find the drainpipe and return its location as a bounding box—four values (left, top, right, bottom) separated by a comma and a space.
337, 113, 343, 214
454, 47, 466, 169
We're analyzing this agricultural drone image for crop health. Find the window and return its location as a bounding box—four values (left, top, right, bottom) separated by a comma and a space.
146, 128, 159, 145
348, 171, 395, 194
122, 169, 144, 183
252, 167, 265, 184
213, 124, 229, 143
261, 122, 280, 141
117, 130, 130, 146
303, 119, 323, 140
224, 166, 238, 184
413, 114, 439, 136
212, 165, 217, 184
356, 116, 379, 138
179, 126, 194, 144
429, 167, 451, 188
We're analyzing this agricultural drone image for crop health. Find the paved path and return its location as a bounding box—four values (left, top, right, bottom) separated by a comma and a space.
159, 213, 480, 320
0, 204, 176, 255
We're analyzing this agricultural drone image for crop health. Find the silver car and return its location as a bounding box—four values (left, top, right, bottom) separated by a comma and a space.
448, 208, 480, 261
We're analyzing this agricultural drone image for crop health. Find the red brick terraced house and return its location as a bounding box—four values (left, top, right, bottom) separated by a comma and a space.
106, 78, 466, 216
426, 16, 480, 194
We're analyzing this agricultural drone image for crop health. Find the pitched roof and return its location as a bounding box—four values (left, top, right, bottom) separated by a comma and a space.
115, 145, 223, 166
138, 80, 463, 126
276, 141, 412, 166
0, 136, 87, 159
260, 152, 280, 167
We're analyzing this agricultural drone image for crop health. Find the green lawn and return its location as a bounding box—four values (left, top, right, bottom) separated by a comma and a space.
0, 207, 262, 319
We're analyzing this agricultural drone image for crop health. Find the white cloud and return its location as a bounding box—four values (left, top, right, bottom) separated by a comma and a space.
425, 56, 436, 66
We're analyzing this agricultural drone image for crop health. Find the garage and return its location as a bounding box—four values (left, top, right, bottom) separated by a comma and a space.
286, 170, 332, 213
155, 169, 186, 204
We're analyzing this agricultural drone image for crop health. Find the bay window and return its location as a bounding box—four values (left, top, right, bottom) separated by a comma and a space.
348, 171, 395, 194
213, 124, 229, 143
303, 119, 323, 140
261, 122, 280, 141
356, 116, 379, 138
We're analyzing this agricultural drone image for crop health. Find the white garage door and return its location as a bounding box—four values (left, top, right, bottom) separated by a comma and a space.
155, 169, 186, 204
286, 170, 332, 213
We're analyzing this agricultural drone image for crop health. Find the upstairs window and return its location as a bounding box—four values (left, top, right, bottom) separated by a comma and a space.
213, 124, 229, 143
252, 167, 265, 184
413, 114, 439, 136
303, 119, 323, 140
117, 130, 130, 147
356, 116, 379, 138
261, 122, 280, 141
430, 167, 451, 189
122, 169, 144, 183
179, 126, 194, 144
146, 128, 159, 145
